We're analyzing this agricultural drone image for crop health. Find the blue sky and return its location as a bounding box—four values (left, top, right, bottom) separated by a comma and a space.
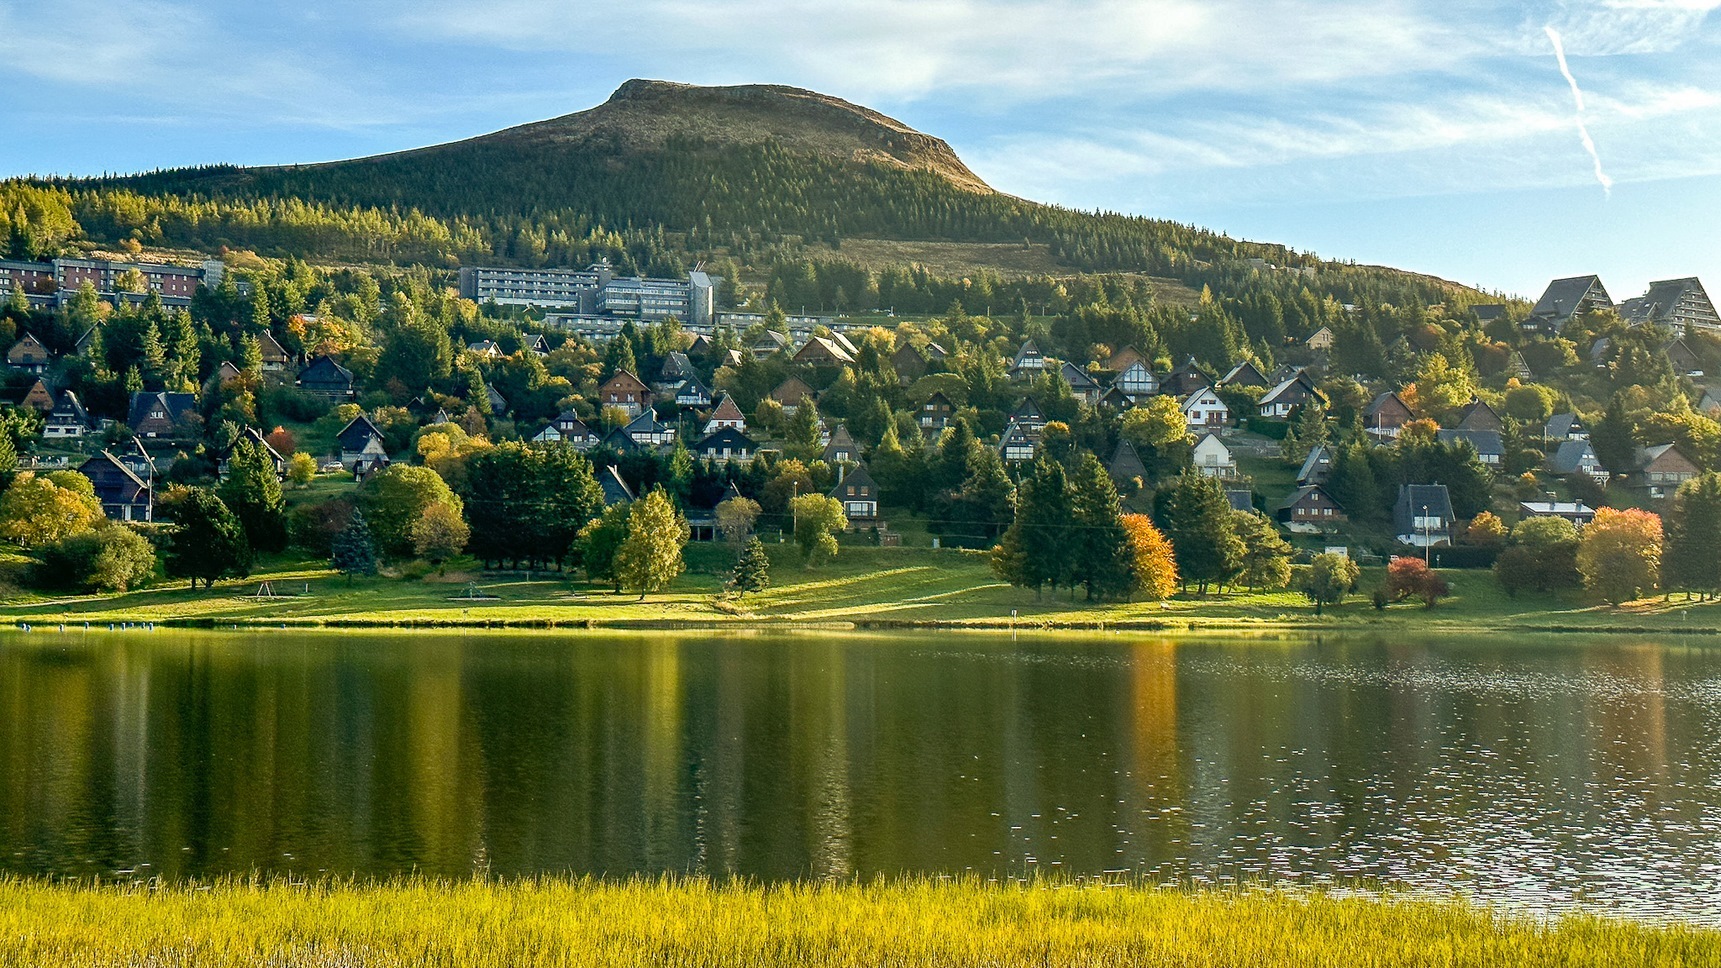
3, 0, 1718, 302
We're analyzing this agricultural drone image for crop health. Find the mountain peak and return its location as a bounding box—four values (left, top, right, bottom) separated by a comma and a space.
471, 79, 994, 193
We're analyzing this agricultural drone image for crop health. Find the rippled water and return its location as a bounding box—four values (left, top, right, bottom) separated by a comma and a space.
1, 629, 1718, 923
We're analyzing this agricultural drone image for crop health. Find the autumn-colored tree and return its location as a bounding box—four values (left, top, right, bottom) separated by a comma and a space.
411, 500, 471, 574
265, 426, 296, 455
0, 471, 103, 548
1296, 553, 1360, 616
1120, 513, 1178, 601
789, 492, 848, 567
715, 496, 761, 546
1386, 556, 1450, 608
615, 488, 688, 598
1577, 507, 1663, 605
286, 452, 317, 488
1465, 511, 1507, 547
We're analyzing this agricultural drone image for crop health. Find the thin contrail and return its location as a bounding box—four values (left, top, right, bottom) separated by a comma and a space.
1545, 25, 1613, 196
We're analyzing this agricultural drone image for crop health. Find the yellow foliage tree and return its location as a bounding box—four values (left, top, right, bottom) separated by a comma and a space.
1120, 513, 1178, 601
0, 471, 104, 548
1577, 507, 1663, 605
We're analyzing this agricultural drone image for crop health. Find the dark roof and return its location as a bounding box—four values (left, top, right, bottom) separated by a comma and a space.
1394, 484, 1454, 531
1455, 399, 1502, 431
126, 391, 197, 430
1107, 440, 1148, 482
1546, 413, 1585, 438
1531, 275, 1610, 321
1436, 428, 1503, 457
298, 355, 353, 386
1226, 489, 1256, 513
599, 465, 634, 504
50, 390, 90, 426
659, 351, 695, 382
1296, 444, 1333, 485
1220, 360, 1268, 387
696, 427, 756, 452
1277, 484, 1337, 512
1548, 439, 1600, 475
829, 464, 878, 498
1472, 304, 1507, 323
1364, 391, 1412, 418
624, 409, 670, 434
1059, 360, 1097, 390
336, 414, 384, 451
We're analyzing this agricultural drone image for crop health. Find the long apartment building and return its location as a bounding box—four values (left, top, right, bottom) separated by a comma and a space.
458, 260, 714, 327
0, 257, 224, 310
1525, 273, 1718, 337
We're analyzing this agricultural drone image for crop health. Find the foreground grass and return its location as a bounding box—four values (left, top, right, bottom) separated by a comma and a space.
1, 877, 1713, 968
5, 544, 1721, 633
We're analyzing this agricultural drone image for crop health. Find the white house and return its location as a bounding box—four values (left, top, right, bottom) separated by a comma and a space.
1191, 433, 1236, 478
1181, 387, 1229, 430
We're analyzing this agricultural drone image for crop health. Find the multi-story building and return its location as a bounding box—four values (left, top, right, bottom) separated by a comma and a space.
1621, 277, 1718, 337
0, 257, 222, 309
458, 260, 715, 327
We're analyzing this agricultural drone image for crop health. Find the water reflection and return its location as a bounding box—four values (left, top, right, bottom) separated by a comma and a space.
1, 629, 1719, 923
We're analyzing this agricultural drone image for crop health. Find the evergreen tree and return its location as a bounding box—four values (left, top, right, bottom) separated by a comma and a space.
1233, 510, 1293, 591
1161, 471, 1243, 594
990, 454, 1071, 596
1664, 472, 1721, 599
1065, 453, 1133, 601
580, 502, 632, 592
731, 535, 772, 595
1325, 441, 1381, 522
332, 509, 378, 583
217, 436, 288, 553
165, 488, 252, 589
1590, 394, 1637, 479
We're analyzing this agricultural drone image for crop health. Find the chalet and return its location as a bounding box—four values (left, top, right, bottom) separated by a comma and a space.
127, 391, 197, 438
1115, 360, 1158, 398
1297, 444, 1333, 486
602, 427, 640, 454
919, 391, 955, 430
704, 394, 747, 434
482, 384, 508, 416
1394, 484, 1454, 548
1104, 345, 1147, 374
599, 464, 634, 505
1436, 428, 1504, 466
11, 378, 53, 414
793, 335, 855, 366
830, 465, 879, 524
1546, 413, 1588, 441
1621, 277, 1719, 337
1699, 389, 1721, 415
822, 424, 858, 464
1181, 387, 1229, 430
1305, 327, 1336, 352
891, 343, 930, 383
769, 377, 815, 414
1257, 372, 1325, 418
1548, 439, 1608, 483
1009, 339, 1046, 377
297, 356, 354, 401
1008, 398, 1047, 433
336, 414, 387, 469
1663, 337, 1704, 378
686, 333, 713, 357
1364, 391, 1414, 438
1219, 360, 1269, 389
1098, 386, 1133, 410
210, 360, 243, 388
750, 331, 790, 359
998, 421, 1039, 462
673, 376, 713, 408
1278, 485, 1346, 534
827, 330, 860, 357
695, 427, 757, 463
655, 351, 697, 393
1060, 361, 1100, 405
1191, 433, 1236, 478
6, 334, 50, 374
523, 334, 550, 356
1472, 304, 1507, 326
466, 339, 503, 359
1107, 440, 1148, 486
598, 370, 651, 416
1519, 501, 1597, 528
256, 331, 293, 372
1637, 444, 1700, 498
1165, 356, 1211, 397
77, 450, 152, 522
1226, 489, 1256, 513
1507, 351, 1535, 381
43, 390, 91, 439
531, 412, 597, 449
1525, 275, 1612, 335
1455, 399, 1503, 432
624, 409, 676, 447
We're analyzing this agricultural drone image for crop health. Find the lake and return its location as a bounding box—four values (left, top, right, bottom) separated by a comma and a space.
1, 628, 1718, 922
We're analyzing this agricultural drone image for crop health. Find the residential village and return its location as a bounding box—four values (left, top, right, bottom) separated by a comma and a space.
2, 258, 1720, 603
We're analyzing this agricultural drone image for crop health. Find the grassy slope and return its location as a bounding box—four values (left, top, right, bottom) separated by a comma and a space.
5, 543, 1719, 632
1, 878, 1712, 968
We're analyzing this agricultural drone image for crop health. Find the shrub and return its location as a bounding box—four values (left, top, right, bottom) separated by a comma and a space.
31, 524, 157, 593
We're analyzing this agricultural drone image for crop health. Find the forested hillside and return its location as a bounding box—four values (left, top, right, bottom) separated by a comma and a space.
3, 80, 1486, 315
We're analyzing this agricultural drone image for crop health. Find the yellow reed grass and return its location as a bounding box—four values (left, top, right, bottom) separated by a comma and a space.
0, 876, 1712, 967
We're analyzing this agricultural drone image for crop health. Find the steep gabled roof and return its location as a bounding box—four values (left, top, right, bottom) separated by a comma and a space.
1548, 439, 1601, 475
1107, 440, 1148, 482
830, 464, 878, 498
1436, 428, 1503, 457
1297, 444, 1333, 485
696, 426, 756, 452
599, 464, 634, 504
1365, 390, 1413, 418
1012, 339, 1044, 367
1220, 359, 1269, 387
1531, 275, 1611, 321
769, 376, 814, 406
708, 393, 746, 424
1059, 360, 1097, 390
600, 369, 649, 394
1455, 399, 1502, 431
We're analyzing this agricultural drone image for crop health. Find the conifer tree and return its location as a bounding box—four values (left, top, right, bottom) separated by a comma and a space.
732, 535, 771, 595
166, 488, 252, 589
332, 509, 378, 583
218, 436, 288, 553
1663, 472, 1721, 599
1161, 471, 1243, 595
1066, 454, 1133, 600
1233, 509, 1293, 591
991, 454, 1071, 596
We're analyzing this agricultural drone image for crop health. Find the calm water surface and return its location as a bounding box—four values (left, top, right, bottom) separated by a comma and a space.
1, 629, 1719, 922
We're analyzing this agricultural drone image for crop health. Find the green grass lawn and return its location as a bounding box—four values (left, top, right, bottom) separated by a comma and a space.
1, 877, 1711, 968
5, 541, 1719, 632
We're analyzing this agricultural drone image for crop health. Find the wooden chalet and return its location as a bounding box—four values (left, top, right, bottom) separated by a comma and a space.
793, 335, 855, 366
822, 424, 858, 464
918, 391, 955, 431
769, 377, 815, 414
1009, 339, 1047, 378
1219, 359, 1269, 389
1257, 372, 1324, 418
1060, 361, 1100, 405
695, 427, 756, 464
297, 356, 355, 401
1364, 391, 1414, 437
1455, 399, 1503, 432
704, 394, 747, 434
1107, 440, 1148, 487
1278, 485, 1345, 534
257, 331, 293, 372
598, 370, 651, 416
1637, 444, 1700, 498
830, 465, 879, 524
6, 334, 51, 374
78, 450, 152, 522
1165, 357, 1211, 397
43, 390, 91, 439
127, 390, 197, 438
11, 378, 53, 414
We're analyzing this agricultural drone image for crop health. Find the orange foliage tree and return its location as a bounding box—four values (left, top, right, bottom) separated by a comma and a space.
1577, 507, 1663, 605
